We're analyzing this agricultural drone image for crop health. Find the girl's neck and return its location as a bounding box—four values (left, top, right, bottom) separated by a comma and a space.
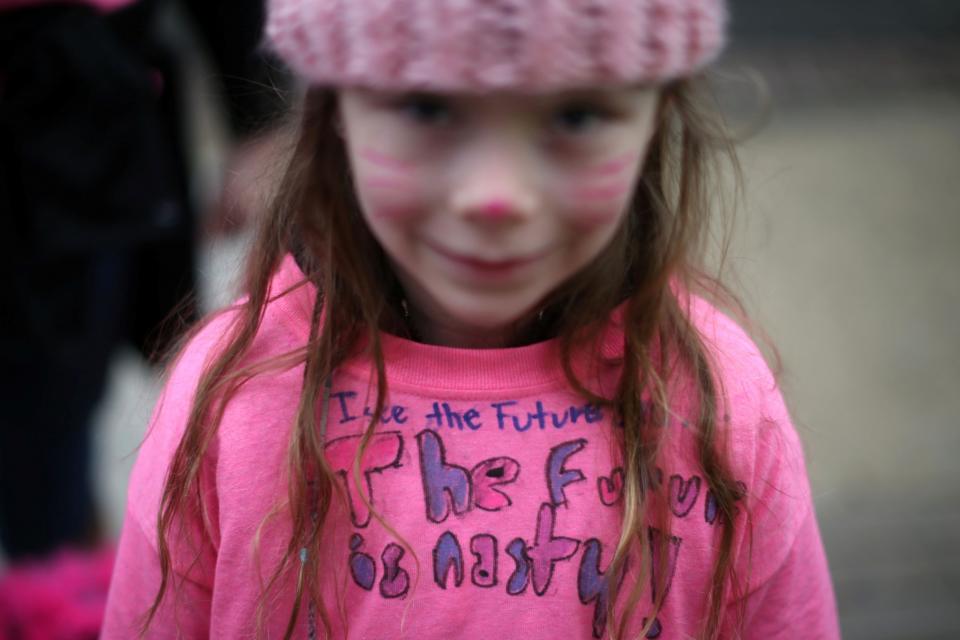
402, 301, 543, 349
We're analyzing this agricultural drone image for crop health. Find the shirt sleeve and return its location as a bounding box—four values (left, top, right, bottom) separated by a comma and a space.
728, 505, 840, 639
101, 510, 212, 639
101, 314, 232, 637
692, 299, 840, 638
725, 362, 840, 639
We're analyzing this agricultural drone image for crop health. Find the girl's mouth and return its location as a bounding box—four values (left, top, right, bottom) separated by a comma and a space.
426, 242, 545, 275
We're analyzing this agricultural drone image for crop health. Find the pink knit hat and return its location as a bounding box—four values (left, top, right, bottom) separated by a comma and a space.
265, 0, 728, 92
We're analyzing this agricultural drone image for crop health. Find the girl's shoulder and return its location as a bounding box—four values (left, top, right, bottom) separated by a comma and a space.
683, 295, 789, 452
126, 257, 313, 543
167, 253, 315, 388
665, 299, 836, 638
686, 295, 777, 396
683, 296, 814, 582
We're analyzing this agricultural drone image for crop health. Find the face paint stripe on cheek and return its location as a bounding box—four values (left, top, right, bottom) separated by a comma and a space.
571, 208, 624, 228
359, 146, 414, 173
571, 181, 632, 203
364, 175, 413, 192
584, 152, 637, 177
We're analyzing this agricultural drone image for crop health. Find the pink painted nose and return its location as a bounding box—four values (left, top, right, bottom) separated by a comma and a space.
480, 199, 513, 220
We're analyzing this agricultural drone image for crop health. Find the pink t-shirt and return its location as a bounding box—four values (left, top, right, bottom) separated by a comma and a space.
103, 255, 839, 639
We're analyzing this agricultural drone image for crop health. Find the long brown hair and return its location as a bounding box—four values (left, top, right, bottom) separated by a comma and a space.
146, 76, 753, 639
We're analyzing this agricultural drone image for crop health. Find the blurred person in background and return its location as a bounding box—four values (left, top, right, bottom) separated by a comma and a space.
0, 0, 286, 633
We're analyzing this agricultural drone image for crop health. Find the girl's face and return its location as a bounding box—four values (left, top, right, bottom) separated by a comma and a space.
337, 86, 660, 347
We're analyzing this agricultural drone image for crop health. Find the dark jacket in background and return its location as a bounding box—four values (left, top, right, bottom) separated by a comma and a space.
0, 0, 287, 558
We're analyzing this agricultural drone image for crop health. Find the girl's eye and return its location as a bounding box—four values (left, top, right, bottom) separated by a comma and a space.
552, 103, 612, 134
395, 94, 453, 126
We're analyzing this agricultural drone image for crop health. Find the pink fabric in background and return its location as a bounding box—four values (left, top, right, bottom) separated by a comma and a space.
0, 547, 115, 640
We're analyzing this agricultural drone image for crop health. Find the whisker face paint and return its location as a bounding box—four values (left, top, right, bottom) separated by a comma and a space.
568, 153, 636, 207
569, 207, 625, 228
365, 175, 412, 192
571, 181, 631, 204
360, 147, 415, 172
356, 146, 421, 217
583, 152, 636, 178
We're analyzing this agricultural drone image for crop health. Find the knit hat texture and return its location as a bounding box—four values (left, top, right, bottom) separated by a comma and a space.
266, 0, 728, 92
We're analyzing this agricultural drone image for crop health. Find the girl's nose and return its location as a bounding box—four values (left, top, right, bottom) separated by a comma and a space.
477, 200, 514, 221
449, 139, 540, 226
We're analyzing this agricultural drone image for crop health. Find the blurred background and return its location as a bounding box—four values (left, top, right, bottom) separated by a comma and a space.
724, 3, 960, 638
1, 1, 958, 638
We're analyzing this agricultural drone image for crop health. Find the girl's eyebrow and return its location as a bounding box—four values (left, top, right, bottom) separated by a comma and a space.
359, 146, 414, 171
556, 84, 656, 100
537, 88, 644, 111
528, 89, 603, 104
553, 88, 619, 99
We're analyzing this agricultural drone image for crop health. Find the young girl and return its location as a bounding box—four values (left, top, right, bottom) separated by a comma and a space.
103, 1, 839, 638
